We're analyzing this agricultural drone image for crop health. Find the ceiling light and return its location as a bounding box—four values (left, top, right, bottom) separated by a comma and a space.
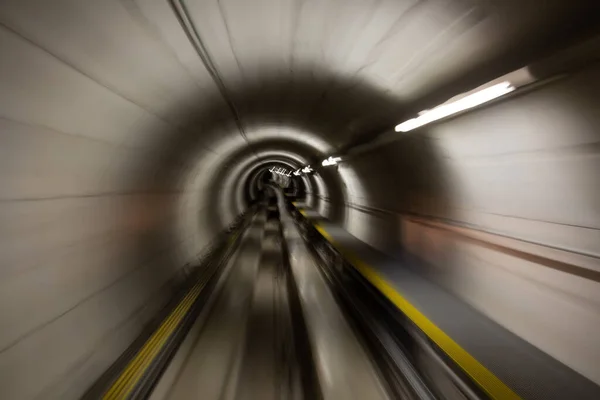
395, 81, 515, 132
322, 156, 342, 166
270, 167, 292, 176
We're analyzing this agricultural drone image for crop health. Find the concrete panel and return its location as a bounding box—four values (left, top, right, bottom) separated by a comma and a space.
402, 218, 600, 385
350, 64, 600, 257
0, 247, 185, 399
0, 0, 207, 125
0, 26, 170, 148
0, 193, 185, 397
0, 118, 134, 199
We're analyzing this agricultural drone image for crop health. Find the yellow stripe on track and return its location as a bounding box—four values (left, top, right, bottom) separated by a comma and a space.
311, 221, 521, 400
103, 218, 251, 399
103, 281, 205, 399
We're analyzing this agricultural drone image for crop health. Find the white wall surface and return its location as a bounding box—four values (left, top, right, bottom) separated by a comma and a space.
344, 63, 600, 384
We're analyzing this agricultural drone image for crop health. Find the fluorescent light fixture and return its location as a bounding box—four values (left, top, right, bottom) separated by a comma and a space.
322, 156, 342, 166
394, 81, 515, 132
270, 167, 292, 176
273, 165, 313, 177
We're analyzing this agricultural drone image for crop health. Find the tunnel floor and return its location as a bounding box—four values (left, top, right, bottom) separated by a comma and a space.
161, 205, 390, 400
85, 192, 600, 400
165, 211, 299, 400
92, 198, 395, 400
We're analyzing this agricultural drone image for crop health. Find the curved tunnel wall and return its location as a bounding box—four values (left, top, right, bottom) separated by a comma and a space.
342, 63, 600, 385
0, 0, 599, 398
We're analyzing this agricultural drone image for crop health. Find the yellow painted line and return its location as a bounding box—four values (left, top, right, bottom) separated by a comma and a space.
297, 208, 307, 217
103, 282, 204, 399
103, 221, 249, 399
120, 286, 202, 396
312, 222, 521, 400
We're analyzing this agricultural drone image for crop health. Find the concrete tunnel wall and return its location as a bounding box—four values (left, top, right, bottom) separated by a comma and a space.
341, 62, 600, 385
0, 0, 599, 399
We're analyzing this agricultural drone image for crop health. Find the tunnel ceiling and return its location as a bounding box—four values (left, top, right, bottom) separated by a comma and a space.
0, 0, 596, 177
1, 0, 596, 263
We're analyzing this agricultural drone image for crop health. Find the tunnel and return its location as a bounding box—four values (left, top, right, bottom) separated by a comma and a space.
1, 0, 600, 399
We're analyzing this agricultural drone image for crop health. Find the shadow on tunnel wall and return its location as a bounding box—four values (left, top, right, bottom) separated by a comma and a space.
125, 69, 419, 274
124, 9, 600, 277
342, 130, 453, 257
